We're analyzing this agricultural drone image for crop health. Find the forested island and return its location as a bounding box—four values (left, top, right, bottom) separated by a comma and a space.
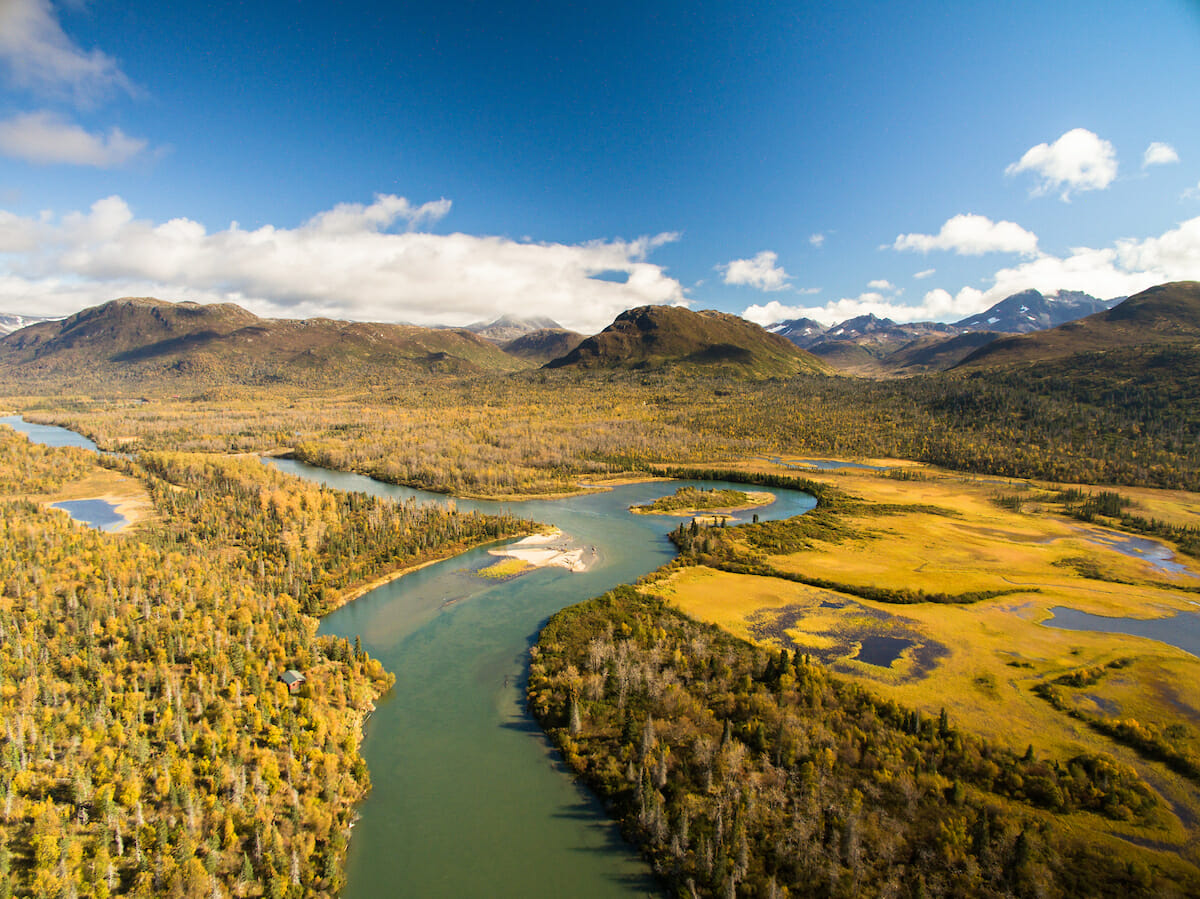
630, 486, 774, 518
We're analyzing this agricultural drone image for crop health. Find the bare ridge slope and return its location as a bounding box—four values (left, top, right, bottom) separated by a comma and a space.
545, 305, 830, 376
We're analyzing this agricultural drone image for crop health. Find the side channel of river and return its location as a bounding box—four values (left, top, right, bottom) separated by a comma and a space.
268, 459, 816, 898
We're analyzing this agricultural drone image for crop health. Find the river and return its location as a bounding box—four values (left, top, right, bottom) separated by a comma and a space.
1, 415, 819, 894
266, 459, 816, 898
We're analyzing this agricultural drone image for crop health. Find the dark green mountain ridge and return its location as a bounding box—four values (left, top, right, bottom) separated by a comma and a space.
545, 305, 830, 376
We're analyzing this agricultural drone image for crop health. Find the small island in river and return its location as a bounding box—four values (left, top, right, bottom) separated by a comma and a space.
630, 484, 774, 521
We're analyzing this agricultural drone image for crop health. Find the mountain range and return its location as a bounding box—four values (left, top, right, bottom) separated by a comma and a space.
1, 283, 1196, 388
0, 297, 525, 384
768, 288, 1125, 375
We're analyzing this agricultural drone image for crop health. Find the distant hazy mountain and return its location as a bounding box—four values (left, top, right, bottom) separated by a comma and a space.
882, 331, 1005, 376
0, 296, 527, 384
546, 305, 829, 376
463, 314, 564, 343
501, 328, 585, 364
0, 312, 56, 335
956, 281, 1200, 369
953, 288, 1121, 333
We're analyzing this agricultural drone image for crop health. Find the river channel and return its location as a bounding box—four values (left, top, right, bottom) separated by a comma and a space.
1, 413, 816, 895
265, 460, 816, 897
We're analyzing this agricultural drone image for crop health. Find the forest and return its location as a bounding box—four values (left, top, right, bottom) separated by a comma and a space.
530, 584, 1199, 898
0, 428, 529, 897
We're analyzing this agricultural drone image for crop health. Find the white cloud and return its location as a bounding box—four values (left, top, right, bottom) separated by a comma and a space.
0, 110, 147, 167
718, 250, 791, 291
913, 268, 936, 279
741, 300, 816, 326
747, 215, 1200, 325
0, 0, 132, 103
893, 213, 1039, 256
0, 194, 687, 333
809, 233, 825, 248
1185, 181, 1200, 201
867, 279, 895, 291
1143, 142, 1179, 168
1005, 128, 1117, 200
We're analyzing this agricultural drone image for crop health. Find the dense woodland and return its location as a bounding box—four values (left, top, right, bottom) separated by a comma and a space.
530, 585, 1199, 898
13, 348, 1200, 499
0, 429, 528, 897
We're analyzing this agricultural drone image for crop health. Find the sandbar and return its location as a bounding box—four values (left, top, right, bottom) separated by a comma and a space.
487, 528, 594, 572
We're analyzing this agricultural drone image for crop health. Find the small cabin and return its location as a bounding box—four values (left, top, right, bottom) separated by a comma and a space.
280, 669, 306, 695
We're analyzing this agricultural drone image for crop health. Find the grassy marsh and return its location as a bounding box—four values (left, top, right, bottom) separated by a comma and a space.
648, 462, 1200, 860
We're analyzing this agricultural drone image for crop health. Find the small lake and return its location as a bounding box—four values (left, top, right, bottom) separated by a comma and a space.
1045, 606, 1200, 659
51, 499, 125, 531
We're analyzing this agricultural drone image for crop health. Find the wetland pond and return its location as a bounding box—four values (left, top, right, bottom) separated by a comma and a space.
50, 498, 125, 531
1046, 606, 1200, 659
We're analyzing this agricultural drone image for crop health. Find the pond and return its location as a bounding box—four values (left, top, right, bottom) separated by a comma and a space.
51, 498, 126, 531
857, 634, 914, 667
1045, 606, 1200, 659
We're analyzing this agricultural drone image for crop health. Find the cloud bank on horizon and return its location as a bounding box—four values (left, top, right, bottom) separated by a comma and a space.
0, 195, 687, 333
743, 129, 1200, 329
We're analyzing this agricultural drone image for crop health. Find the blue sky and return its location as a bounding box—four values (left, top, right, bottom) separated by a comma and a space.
1, 0, 1198, 333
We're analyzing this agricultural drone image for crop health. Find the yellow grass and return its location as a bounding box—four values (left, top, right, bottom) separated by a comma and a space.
648, 462, 1200, 854
476, 557, 534, 579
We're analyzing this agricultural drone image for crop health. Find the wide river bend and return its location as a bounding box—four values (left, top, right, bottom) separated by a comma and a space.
268, 459, 817, 898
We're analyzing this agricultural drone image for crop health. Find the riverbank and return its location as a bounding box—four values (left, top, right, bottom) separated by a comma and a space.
270, 448, 667, 501
328, 530, 544, 609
